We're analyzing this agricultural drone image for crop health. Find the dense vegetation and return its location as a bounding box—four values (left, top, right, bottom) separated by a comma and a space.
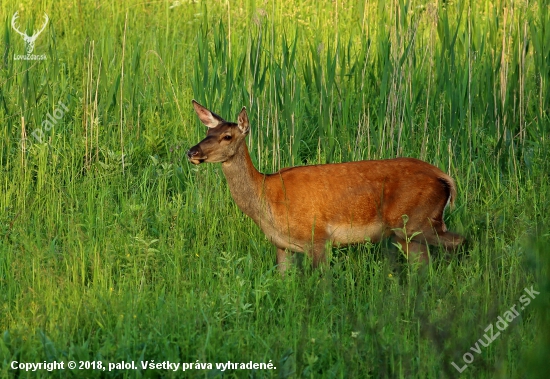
1, 0, 549, 377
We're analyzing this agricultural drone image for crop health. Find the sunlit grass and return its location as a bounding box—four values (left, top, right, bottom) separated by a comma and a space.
0, 0, 549, 378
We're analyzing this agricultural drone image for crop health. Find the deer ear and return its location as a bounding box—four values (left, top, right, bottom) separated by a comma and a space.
237, 107, 249, 135
192, 100, 224, 128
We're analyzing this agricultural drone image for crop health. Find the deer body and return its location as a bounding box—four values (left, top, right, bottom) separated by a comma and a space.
188, 101, 464, 273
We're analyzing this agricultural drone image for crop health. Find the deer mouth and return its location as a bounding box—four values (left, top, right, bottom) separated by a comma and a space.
187, 147, 207, 164
188, 156, 207, 165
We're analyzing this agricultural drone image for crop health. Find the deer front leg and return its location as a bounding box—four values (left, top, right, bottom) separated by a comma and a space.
276, 248, 294, 275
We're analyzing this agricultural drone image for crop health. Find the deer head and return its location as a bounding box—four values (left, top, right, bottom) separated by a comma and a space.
187, 100, 250, 164
11, 11, 49, 55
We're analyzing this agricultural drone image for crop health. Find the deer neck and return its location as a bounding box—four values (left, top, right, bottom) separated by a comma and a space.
221, 141, 266, 221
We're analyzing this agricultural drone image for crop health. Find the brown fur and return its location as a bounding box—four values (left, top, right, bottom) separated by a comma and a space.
187, 101, 464, 273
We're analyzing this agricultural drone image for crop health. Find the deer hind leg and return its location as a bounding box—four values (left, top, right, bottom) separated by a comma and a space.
423, 230, 464, 251
401, 212, 464, 254
418, 217, 464, 251
392, 234, 430, 264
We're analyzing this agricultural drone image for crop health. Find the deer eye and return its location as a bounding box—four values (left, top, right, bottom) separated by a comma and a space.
223, 135, 232, 141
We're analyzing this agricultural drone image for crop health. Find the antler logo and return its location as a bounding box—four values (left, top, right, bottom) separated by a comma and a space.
11, 11, 49, 55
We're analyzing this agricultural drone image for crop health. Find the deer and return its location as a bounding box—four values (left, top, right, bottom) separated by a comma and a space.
187, 101, 464, 274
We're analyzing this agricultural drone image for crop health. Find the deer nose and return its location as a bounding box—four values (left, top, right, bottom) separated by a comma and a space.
187, 149, 198, 159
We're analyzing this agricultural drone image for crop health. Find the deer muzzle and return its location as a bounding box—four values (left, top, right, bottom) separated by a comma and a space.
187, 145, 207, 164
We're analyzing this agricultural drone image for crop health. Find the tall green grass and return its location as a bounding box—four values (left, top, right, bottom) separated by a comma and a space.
0, 0, 549, 378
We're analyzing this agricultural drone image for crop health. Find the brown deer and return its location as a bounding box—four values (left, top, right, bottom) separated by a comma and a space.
187, 101, 464, 273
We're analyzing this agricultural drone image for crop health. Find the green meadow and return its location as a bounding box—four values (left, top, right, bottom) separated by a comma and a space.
1, 0, 549, 377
